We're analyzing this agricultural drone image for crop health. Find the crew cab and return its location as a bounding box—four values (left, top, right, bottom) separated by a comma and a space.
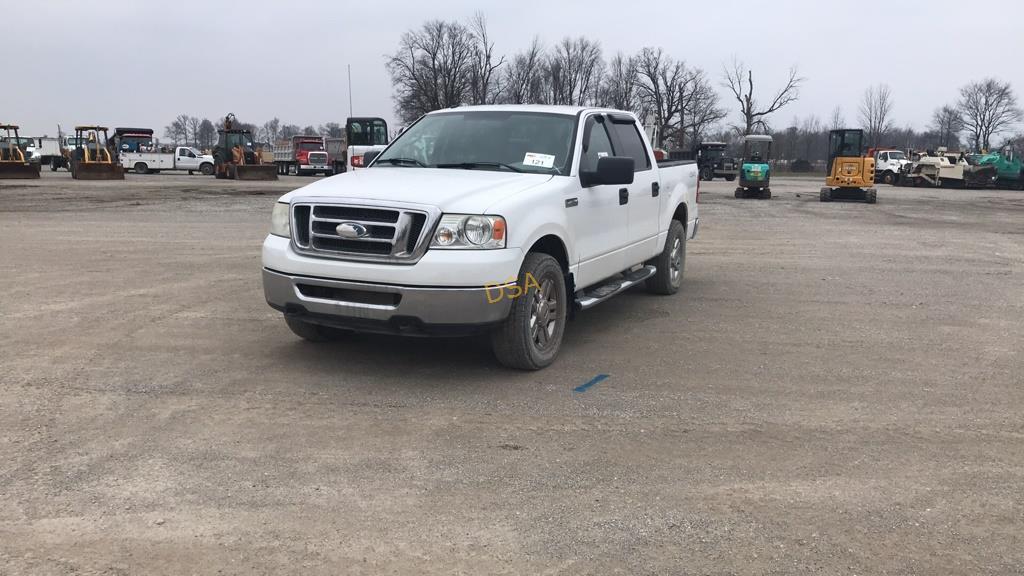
262, 105, 699, 369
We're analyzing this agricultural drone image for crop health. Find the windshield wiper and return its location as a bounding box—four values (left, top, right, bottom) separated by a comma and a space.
435, 161, 522, 173
376, 157, 426, 167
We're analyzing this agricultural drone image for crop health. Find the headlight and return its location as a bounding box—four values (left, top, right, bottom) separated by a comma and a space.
270, 202, 290, 238
430, 214, 506, 249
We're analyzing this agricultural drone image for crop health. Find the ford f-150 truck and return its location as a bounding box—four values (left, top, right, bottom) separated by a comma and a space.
262, 105, 700, 369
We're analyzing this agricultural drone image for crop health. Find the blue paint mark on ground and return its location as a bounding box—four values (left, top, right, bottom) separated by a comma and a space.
574, 374, 609, 393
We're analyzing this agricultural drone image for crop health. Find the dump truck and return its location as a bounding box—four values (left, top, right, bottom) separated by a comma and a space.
0, 125, 42, 179
69, 126, 125, 180
273, 135, 332, 176
212, 114, 277, 180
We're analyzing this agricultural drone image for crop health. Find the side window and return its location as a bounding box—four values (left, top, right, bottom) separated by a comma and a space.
609, 121, 652, 172
580, 117, 614, 173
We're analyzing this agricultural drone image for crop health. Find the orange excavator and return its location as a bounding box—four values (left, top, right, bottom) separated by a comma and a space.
0, 124, 41, 179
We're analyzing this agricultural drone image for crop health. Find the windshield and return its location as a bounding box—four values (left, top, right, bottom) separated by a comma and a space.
889, 151, 906, 161
375, 111, 575, 174
702, 148, 725, 159
298, 142, 324, 151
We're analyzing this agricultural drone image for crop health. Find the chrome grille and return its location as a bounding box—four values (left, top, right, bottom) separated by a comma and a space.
291, 202, 434, 263
308, 151, 328, 165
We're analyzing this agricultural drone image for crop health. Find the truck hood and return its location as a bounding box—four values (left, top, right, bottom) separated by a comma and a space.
279, 167, 554, 213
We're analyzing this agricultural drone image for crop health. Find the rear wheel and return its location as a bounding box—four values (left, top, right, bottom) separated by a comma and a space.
866, 188, 877, 204
734, 187, 744, 199
761, 188, 772, 199
820, 187, 832, 202
491, 253, 566, 370
725, 174, 736, 182
134, 162, 148, 175
646, 219, 685, 295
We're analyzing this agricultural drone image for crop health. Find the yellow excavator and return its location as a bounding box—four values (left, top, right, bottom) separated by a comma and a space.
0, 124, 41, 179
70, 126, 124, 180
213, 113, 277, 180
820, 129, 876, 203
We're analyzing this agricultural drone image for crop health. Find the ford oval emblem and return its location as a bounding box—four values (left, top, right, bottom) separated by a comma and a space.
336, 222, 368, 239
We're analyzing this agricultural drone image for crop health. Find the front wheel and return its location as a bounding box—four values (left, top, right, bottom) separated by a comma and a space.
646, 219, 685, 295
883, 171, 895, 185
491, 253, 567, 370
724, 175, 736, 182
700, 167, 713, 181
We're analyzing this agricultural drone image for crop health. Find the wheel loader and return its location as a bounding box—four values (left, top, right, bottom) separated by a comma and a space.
0, 124, 41, 179
820, 129, 876, 203
69, 126, 124, 180
213, 114, 277, 180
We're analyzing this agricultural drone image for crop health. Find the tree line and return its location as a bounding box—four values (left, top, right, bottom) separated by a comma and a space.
386, 13, 1023, 159
162, 115, 347, 150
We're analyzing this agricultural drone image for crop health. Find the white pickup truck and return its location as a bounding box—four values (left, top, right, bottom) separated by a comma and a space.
120, 146, 215, 175
262, 105, 700, 369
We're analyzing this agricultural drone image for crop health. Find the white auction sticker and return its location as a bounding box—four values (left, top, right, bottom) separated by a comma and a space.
523, 152, 556, 168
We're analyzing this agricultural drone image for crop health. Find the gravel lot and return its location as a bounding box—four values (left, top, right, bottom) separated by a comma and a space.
1, 171, 1022, 574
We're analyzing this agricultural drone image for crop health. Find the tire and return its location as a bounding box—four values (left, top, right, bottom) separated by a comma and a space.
761, 188, 771, 199
134, 162, 148, 175
866, 189, 877, 204
646, 219, 685, 295
284, 317, 348, 342
700, 166, 713, 181
820, 187, 832, 202
883, 171, 895, 185
735, 187, 743, 199
490, 253, 567, 370
725, 175, 736, 182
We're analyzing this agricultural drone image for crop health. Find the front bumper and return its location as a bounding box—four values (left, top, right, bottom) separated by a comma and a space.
263, 268, 514, 335
299, 164, 331, 171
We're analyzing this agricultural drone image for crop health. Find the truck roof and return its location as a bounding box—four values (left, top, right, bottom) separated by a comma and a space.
426, 104, 633, 118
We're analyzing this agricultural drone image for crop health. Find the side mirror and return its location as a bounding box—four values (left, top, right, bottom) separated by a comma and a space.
581, 156, 634, 187
363, 150, 381, 165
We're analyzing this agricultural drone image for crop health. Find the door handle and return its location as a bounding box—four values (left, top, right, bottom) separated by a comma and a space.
619, 188, 629, 205
652, 182, 660, 197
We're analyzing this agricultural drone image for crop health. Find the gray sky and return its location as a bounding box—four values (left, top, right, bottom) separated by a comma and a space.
7, 0, 1023, 138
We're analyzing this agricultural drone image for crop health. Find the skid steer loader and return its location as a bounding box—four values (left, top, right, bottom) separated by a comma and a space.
213, 114, 277, 180
70, 126, 124, 180
0, 124, 41, 179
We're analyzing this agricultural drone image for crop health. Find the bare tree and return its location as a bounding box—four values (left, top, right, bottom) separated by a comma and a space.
502, 37, 547, 104
829, 106, 845, 131
859, 84, 895, 148
679, 68, 726, 149
184, 116, 201, 147
262, 118, 281, 144
635, 47, 686, 148
957, 78, 1022, 151
930, 105, 963, 149
319, 122, 343, 138
722, 58, 803, 135
197, 118, 216, 150
467, 12, 504, 105
163, 118, 186, 146
547, 37, 603, 106
280, 124, 302, 140
386, 20, 476, 123
600, 52, 641, 112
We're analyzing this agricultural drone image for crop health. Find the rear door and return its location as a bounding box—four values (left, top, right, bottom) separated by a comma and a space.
607, 116, 660, 265
569, 113, 628, 288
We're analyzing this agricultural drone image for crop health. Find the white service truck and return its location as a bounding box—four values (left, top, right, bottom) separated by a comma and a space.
120, 146, 215, 175
262, 105, 700, 369
873, 149, 910, 184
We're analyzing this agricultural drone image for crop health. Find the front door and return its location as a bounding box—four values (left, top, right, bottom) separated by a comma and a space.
568, 114, 628, 289
607, 116, 660, 265
177, 148, 199, 170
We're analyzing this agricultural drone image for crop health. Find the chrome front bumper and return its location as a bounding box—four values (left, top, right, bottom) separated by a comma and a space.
263, 268, 513, 335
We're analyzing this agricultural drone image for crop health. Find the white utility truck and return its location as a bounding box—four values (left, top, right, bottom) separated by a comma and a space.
262, 105, 700, 369
120, 146, 215, 175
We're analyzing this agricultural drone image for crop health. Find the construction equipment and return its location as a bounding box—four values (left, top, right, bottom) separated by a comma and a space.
69, 126, 124, 180
820, 129, 876, 203
897, 148, 995, 189
0, 125, 42, 179
969, 148, 1023, 190
213, 114, 277, 180
735, 134, 772, 199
